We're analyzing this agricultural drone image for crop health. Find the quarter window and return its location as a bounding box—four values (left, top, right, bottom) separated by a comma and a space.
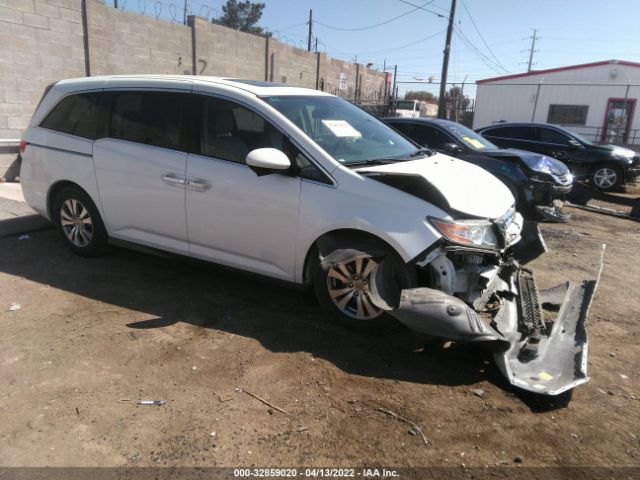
40, 93, 102, 139
109, 91, 188, 151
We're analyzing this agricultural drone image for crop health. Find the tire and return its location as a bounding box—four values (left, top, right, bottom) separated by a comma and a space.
52, 186, 110, 257
311, 246, 416, 332
591, 164, 623, 191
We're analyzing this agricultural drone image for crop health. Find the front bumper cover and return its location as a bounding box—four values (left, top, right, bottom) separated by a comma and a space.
382, 243, 605, 395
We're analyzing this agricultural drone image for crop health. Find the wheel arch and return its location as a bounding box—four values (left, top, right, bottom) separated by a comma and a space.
301, 228, 408, 286
47, 180, 94, 220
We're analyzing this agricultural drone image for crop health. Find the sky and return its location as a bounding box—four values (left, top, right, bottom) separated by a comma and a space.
108, 0, 640, 100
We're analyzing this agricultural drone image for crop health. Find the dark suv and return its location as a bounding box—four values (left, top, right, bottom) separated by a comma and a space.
476, 122, 640, 191
383, 117, 572, 221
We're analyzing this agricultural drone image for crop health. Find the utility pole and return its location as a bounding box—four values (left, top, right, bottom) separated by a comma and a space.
307, 9, 313, 52
183, 0, 187, 25
437, 0, 456, 119
527, 29, 539, 72
114, 0, 118, 8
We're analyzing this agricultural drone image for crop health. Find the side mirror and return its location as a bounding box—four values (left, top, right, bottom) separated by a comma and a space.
443, 143, 463, 154
246, 148, 291, 176
567, 139, 582, 150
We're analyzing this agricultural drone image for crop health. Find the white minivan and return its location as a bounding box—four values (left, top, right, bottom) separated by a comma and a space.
20, 75, 600, 396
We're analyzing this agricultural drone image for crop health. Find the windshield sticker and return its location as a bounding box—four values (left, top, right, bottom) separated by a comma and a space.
462, 136, 486, 149
321, 120, 362, 138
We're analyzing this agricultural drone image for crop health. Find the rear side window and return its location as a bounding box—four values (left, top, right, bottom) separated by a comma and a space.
40, 93, 102, 139
484, 126, 533, 140
109, 91, 188, 151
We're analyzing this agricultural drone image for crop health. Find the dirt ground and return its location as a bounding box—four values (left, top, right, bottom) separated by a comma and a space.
1, 202, 639, 477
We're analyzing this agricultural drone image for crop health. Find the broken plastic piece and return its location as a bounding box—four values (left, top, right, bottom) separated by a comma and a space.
137, 400, 166, 406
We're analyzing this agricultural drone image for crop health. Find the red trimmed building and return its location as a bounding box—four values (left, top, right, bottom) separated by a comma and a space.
473, 60, 640, 145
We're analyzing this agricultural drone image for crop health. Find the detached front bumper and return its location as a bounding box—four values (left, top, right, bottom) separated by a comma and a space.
367, 225, 605, 396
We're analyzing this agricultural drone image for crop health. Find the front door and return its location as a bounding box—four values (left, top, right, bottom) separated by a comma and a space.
185, 95, 301, 281
602, 98, 636, 144
93, 90, 190, 254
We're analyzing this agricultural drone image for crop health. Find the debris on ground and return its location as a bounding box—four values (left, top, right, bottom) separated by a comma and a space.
18, 234, 30, 240
620, 374, 629, 380
127, 332, 137, 341
7, 303, 20, 312
471, 388, 485, 398
137, 400, 166, 406
376, 407, 429, 446
235, 385, 289, 415
609, 352, 617, 357
217, 393, 233, 402
514, 455, 524, 464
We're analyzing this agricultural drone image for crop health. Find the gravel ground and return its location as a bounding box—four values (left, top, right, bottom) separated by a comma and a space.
0, 206, 639, 479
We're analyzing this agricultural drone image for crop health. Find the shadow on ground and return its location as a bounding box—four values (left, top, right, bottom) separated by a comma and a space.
0, 227, 566, 410
569, 182, 640, 219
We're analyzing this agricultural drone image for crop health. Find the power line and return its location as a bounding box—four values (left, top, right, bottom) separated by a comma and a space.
315, 0, 437, 32
453, 26, 505, 75
459, 0, 509, 73
396, 0, 448, 18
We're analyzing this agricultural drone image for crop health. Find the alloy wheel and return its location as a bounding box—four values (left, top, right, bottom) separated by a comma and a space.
326, 256, 382, 320
60, 198, 93, 248
593, 167, 618, 189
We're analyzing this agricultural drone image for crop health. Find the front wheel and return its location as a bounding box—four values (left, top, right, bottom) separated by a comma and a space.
591, 164, 622, 191
312, 248, 416, 332
52, 186, 110, 256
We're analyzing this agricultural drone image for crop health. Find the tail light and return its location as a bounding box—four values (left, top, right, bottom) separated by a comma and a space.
19, 140, 27, 154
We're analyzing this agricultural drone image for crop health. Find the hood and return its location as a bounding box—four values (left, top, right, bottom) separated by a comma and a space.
593, 144, 637, 158
357, 153, 514, 219
484, 148, 569, 176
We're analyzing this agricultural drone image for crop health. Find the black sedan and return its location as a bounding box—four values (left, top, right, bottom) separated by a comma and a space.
383, 117, 573, 222
476, 122, 640, 191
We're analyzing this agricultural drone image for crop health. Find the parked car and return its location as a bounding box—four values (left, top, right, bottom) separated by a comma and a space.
383, 118, 573, 222
476, 122, 640, 191
20, 75, 601, 396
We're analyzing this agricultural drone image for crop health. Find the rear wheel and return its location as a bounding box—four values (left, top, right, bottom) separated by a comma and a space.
591, 164, 622, 191
52, 186, 109, 256
312, 248, 416, 332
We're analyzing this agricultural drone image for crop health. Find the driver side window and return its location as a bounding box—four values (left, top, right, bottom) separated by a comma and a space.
200, 96, 285, 164
415, 125, 450, 149
536, 127, 570, 145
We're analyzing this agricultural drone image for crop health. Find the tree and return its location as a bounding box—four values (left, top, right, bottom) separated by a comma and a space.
212, 0, 270, 37
445, 86, 470, 110
405, 90, 437, 102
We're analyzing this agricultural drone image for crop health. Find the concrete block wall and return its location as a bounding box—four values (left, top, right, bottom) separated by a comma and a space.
88, 1, 193, 76
0, 0, 388, 141
0, 0, 86, 138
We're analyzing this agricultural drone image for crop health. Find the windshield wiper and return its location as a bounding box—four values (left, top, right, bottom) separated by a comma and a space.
409, 148, 434, 158
346, 158, 397, 167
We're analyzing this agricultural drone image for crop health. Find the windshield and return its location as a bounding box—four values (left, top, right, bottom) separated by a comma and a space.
262, 95, 418, 164
397, 101, 417, 110
440, 122, 497, 151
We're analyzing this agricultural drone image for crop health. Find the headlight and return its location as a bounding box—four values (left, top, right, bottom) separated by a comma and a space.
429, 217, 499, 250
522, 154, 568, 176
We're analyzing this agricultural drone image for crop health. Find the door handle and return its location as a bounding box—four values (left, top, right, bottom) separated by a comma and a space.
186, 178, 211, 191
162, 173, 186, 186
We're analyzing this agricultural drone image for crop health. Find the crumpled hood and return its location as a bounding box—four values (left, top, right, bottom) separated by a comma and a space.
484, 148, 570, 176
357, 153, 515, 219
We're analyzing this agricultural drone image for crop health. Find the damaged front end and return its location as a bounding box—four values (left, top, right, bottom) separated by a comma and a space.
320, 215, 604, 396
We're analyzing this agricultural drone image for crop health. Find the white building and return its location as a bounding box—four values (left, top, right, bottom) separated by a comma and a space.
473, 60, 640, 145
